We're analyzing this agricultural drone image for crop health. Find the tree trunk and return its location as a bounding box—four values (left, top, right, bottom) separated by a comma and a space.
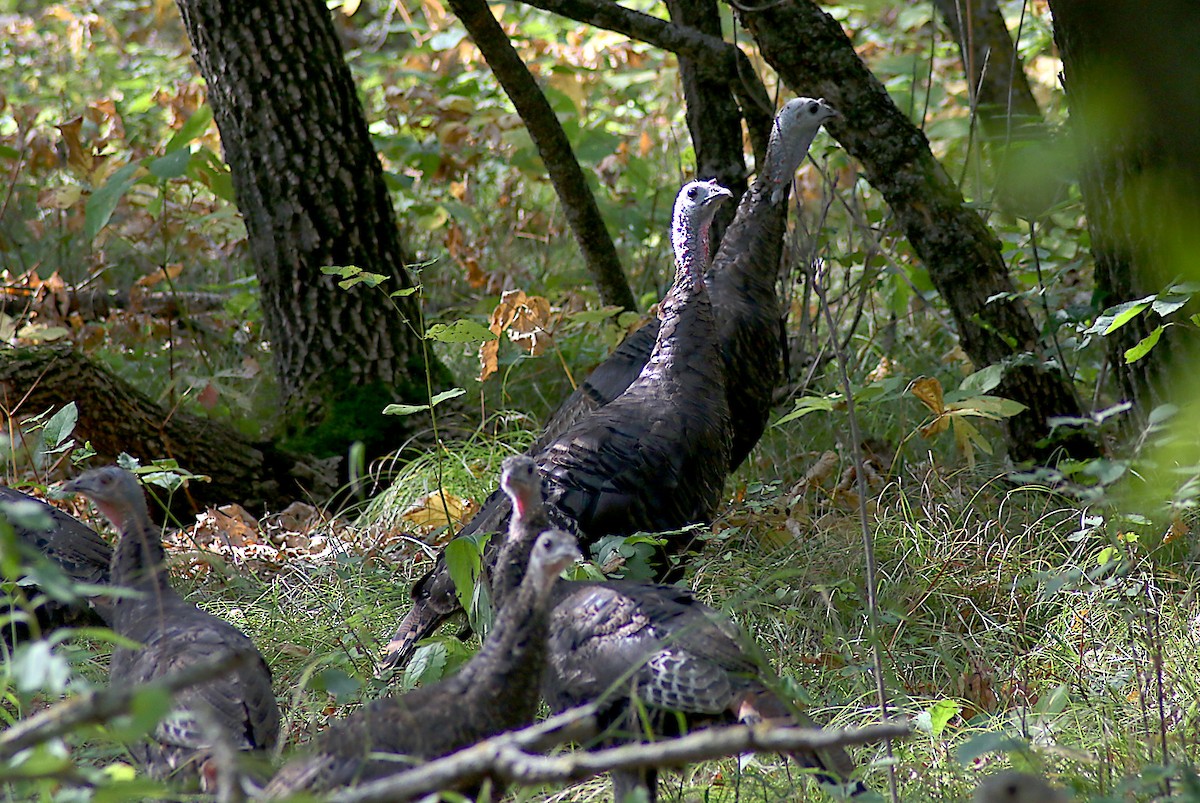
1049, 0, 1200, 414
174, 0, 453, 460
0, 345, 335, 513
734, 0, 1097, 462
932, 0, 1041, 137
445, 0, 637, 312
665, 0, 749, 251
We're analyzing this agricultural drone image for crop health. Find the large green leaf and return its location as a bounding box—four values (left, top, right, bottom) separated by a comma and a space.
424, 319, 497, 343
1123, 325, 1163, 363
85, 161, 142, 241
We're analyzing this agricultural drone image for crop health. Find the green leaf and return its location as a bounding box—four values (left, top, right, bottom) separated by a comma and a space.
430, 388, 465, 406
164, 105, 213, 152
12, 641, 71, 694
568, 307, 623, 324
425, 319, 497, 343
1123, 325, 1163, 364
42, 402, 78, 449
382, 401, 430, 416
404, 641, 449, 688
915, 699, 960, 738
773, 396, 837, 427
311, 667, 361, 702
390, 286, 419, 298
0, 144, 20, 160
959, 364, 1003, 395
85, 161, 142, 241
445, 537, 484, 614
1151, 293, 1190, 317
148, 147, 192, 179
321, 265, 361, 278
1097, 296, 1153, 335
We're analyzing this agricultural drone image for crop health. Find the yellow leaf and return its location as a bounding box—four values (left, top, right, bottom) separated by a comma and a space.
56, 117, 92, 177
39, 185, 83, 210
637, 130, 653, 158
909, 376, 945, 415
135, 263, 184, 288
402, 491, 476, 530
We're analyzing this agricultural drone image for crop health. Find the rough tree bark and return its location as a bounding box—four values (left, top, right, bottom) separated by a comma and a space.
734, 0, 1097, 462
445, 0, 637, 311
665, 0, 749, 250
1049, 0, 1200, 414
174, 0, 453, 460
0, 345, 334, 513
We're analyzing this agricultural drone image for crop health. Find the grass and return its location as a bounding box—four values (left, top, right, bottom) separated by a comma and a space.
10, 407, 1199, 802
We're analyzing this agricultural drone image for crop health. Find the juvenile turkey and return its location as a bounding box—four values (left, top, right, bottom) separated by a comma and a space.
264, 529, 580, 797
0, 485, 113, 646
381, 179, 734, 670
534, 96, 839, 467
485, 458, 866, 802
64, 467, 280, 790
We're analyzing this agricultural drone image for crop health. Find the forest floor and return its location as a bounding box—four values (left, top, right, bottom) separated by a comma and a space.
54, 415, 1200, 803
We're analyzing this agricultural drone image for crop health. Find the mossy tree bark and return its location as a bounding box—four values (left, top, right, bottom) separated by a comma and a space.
174, 0, 453, 461
1049, 0, 1200, 415
734, 0, 1097, 462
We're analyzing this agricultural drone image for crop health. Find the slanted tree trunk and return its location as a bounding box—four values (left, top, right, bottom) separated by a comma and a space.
1049, 0, 1200, 414
932, 0, 1041, 137
0, 345, 334, 513
445, 0, 637, 311
734, 0, 1097, 462
174, 0, 454, 461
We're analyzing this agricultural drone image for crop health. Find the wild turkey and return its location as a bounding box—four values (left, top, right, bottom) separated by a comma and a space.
975, 772, 1069, 803
64, 467, 280, 790
533, 96, 839, 467
264, 529, 580, 797
381, 179, 734, 669
487, 456, 866, 801
0, 484, 113, 646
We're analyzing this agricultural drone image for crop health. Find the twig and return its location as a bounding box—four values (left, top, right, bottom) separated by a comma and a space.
330, 714, 909, 803
812, 256, 899, 803
0, 650, 250, 762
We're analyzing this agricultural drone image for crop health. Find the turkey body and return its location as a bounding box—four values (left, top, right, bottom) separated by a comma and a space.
542, 578, 866, 801
0, 484, 113, 645
265, 529, 580, 797
381, 180, 735, 670
64, 467, 280, 789
536, 96, 839, 470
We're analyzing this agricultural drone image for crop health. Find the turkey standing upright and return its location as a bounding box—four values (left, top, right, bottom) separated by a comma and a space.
487, 456, 866, 802
380, 179, 734, 670
64, 467, 280, 790
263, 529, 580, 797
0, 485, 113, 647
533, 97, 838, 468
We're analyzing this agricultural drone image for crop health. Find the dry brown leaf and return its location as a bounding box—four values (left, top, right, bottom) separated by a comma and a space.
480, 289, 554, 381
801, 450, 839, 489
56, 117, 92, 177
911, 376, 950, 436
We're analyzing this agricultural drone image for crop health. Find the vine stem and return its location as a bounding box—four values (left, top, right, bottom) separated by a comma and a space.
811, 256, 898, 803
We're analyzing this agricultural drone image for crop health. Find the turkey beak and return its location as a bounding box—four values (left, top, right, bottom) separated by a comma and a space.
819, 99, 841, 121
708, 186, 734, 206
61, 477, 91, 496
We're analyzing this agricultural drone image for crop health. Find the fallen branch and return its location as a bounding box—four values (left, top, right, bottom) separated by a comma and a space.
0, 650, 249, 763
331, 715, 909, 803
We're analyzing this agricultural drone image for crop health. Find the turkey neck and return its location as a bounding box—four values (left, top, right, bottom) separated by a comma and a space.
439, 558, 552, 702
109, 501, 172, 599
639, 199, 719, 384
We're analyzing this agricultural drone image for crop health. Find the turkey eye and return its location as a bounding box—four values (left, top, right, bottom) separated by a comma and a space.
808, 101, 819, 113
686, 187, 698, 199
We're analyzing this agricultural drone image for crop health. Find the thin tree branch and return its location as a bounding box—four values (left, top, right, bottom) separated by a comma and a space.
331, 715, 909, 803
513, 0, 774, 157
446, 0, 636, 311
0, 650, 249, 762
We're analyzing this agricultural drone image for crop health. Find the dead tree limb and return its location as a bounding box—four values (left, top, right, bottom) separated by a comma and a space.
0, 345, 337, 513
330, 715, 908, 803
0, 650, 248, 763
734, 0, 1098, 462
446, 0, 636, 311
